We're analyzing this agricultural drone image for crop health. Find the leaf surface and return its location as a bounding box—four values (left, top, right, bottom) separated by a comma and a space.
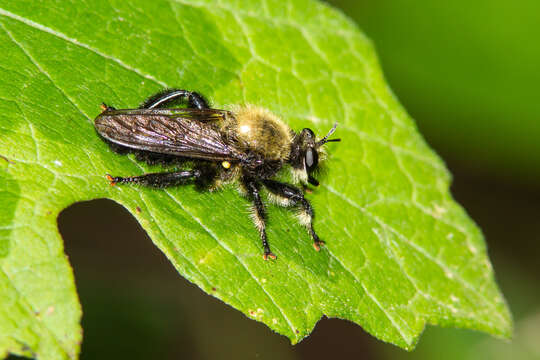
0, 0, 511, 358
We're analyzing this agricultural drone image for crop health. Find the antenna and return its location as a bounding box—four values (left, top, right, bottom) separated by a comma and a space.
317, 123, 341, 146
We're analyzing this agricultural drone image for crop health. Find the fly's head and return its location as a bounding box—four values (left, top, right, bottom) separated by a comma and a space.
289, 123, 341, 186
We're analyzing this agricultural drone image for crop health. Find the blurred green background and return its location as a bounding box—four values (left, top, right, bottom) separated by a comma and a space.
332, 0, 540, 183
12, 1, 540, 359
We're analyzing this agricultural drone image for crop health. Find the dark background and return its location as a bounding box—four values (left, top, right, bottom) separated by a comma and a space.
15, 1, 540, 359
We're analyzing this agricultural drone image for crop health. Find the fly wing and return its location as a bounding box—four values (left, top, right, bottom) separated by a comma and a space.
94, 108, 242, 161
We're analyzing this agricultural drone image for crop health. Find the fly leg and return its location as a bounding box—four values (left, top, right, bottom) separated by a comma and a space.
99, 103, 116, 111
245, 179, 276, 260
140, 88, 209, 109
106, 169, 201, 188
99, 89, 208, 112
262, 180, 324, 251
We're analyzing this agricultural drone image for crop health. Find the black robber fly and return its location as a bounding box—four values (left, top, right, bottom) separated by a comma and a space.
95, 89, 340, 260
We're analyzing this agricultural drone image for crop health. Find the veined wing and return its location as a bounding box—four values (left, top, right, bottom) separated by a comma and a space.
94, 108, 242, 161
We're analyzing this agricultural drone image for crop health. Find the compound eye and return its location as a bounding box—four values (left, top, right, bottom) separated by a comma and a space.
301, 128, 315, 140
305, 148, 318, 171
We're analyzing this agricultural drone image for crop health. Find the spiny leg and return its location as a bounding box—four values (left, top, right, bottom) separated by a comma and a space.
107, 169, 201, 188
262, 179, 324, 251
99, 89, 208, 112
245, 179, 276, 260
140, 88, 209, 110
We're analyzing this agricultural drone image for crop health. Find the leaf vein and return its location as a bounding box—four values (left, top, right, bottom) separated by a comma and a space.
324, 184, 503, 323
0, 7, 167, 87
162, 189, 299, 337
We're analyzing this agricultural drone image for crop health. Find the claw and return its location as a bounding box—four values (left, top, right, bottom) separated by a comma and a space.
106, 174, 117, 186
313, 240, 325, 252
263, 252, 277, 260
100, 103, 116, 112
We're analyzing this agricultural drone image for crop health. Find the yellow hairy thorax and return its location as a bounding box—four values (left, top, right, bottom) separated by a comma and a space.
232, 105, 292, 161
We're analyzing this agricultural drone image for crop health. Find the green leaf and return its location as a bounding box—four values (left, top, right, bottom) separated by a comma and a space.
0, 0, 512, 358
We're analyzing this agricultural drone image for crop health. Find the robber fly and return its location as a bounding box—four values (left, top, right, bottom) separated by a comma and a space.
94, 89, 340, 260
